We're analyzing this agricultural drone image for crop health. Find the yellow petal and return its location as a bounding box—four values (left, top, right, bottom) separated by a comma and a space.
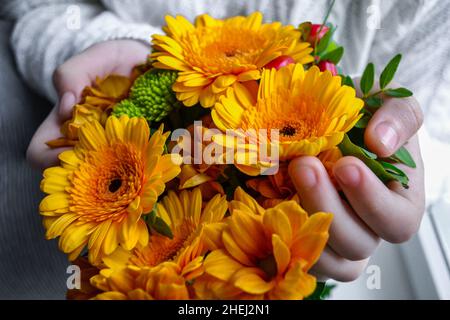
203, 223, 227, 251
232, 268, 274, 295
263, 206, 293, 244
157, 154, 182, 183
105, 115, 125, 142
229, 210, 267, 257
39, 193, 70, 214
77, 120, 107, 151
272, 234, 291, 275
59, 222, 94, 254
222, 229, 253, 266
212, 75, 237, 93
124, 117, 150, 151
88, 220, 112, 264
237, 70, 261, 82
45, 213, 78, 239
204, 249, 243, 281
103, 221, 119, 256
119, 216, 139, 251
41, 167, 70, 193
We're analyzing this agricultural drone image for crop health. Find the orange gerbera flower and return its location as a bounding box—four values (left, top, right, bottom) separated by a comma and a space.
151, 12, 313, 108
40, 116, 181, 265
195, 188, 332, 300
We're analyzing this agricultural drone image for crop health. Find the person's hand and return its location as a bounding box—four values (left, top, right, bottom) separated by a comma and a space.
289, 84, 425, 282
26, 40, 149, 170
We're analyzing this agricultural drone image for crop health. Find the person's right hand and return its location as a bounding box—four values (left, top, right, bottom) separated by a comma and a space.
27, 39, 150, 170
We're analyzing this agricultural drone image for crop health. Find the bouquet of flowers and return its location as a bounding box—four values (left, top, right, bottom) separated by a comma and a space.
40, 9, 415, 300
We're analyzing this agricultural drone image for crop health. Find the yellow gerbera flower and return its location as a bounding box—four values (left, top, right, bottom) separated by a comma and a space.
92, 262, 190, 300
39, 116, 181, 265
211, 63, 364, 175
98, 188, 227, 279
195, 187, 332, 300
151, 12, 313, 108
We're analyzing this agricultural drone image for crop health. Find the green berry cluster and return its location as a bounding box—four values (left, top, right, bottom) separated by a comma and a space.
113, 69, 178, 122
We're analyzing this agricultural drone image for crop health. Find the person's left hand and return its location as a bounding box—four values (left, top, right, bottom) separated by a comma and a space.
288, 85, 425, 282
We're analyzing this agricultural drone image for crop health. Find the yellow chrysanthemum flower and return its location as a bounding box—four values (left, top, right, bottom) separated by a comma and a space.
39, 116, 181, 265
194, 187, 332, 300
92, 262, 190, 300
151, 12, 313, 108
211, 63, 364, 175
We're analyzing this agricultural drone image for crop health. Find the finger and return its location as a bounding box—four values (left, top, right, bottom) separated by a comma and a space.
387, 136, 425, 207
289, 157, 380, 261
365, 96, 424, 157
58, 91, 76, 120
310, 246, 369, 282
333, 151, 425, 243
26, 106, 69, 170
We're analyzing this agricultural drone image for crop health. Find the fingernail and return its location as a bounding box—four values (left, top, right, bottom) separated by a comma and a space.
58, 92, 76, 119
335, 165, 361, 187
375, 122, 398, 152
294, 165, 317, 190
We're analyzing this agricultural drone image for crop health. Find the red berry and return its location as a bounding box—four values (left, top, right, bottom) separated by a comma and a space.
264, 55, 295, 70
318, 61, 338, 76
308, 24, 330, 46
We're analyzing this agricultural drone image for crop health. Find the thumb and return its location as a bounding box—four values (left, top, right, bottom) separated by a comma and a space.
52, 57, 94, 120
364, 96, 424, 157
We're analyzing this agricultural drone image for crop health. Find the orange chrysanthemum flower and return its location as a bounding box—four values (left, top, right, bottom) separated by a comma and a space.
194, 188, 332, 300
151, 12, 313, 108
40, 116, 181, 265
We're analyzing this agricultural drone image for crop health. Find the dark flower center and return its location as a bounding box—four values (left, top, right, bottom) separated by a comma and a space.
108, 178, 122, 193
257, 254, 278, 280
280, 125, 297, 137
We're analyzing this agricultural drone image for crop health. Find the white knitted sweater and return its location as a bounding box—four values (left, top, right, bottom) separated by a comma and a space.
2, 0, 450, 199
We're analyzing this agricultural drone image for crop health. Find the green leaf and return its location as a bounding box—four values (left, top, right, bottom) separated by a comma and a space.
316, 29, 333, 55
306, 282, 336, 300
384, 88, 413, 98
306, 282, 326, 300
342, 75, 355, 88
320, 283, 337, 300
360, 63, 375, 96
321, 46, 344, 64
355, 115, 371, 129
380, 161, 409, 188
338, 134, 409, 188
379, 54, 402, 89
361, 147, 377, 159
298, 22, 312, 42
389, 146, 417, 168
151, 216, 174, 239
145, 207, 173, 239
365, 96, 383, 108
144, 207, 157, 225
